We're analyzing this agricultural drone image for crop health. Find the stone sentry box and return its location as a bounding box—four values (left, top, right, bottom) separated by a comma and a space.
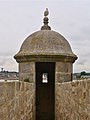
14, 8, 77, 120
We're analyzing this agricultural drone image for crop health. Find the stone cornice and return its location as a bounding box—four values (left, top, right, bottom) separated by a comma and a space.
14, 54, 77, 63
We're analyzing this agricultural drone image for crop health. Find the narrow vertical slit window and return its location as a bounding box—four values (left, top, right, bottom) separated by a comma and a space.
42, 73, 48, 83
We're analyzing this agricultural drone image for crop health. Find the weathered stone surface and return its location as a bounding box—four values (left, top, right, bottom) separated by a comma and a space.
56, 62, 72, 73
19, 62, 35, 82
0, 82, 34, 120
0, 80, 90, 120
55, 62, 73, 83
55, 79, 90, 120
15, 30, 76, 58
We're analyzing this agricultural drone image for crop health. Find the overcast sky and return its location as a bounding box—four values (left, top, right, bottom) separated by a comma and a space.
0, 0, 90, 73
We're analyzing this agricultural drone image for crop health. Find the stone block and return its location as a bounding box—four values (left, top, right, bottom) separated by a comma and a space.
56, 62, 72, 73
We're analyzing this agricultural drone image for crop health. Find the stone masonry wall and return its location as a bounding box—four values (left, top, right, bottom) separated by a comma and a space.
0, 80, 90, 120
0, 82, 34, 120
56, 62, 72, 83
56, 79, 90, 120
19, 62, 35, 82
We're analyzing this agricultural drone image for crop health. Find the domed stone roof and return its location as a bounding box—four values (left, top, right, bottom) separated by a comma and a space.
16, 30, 75, 56
14, 9, 77, 63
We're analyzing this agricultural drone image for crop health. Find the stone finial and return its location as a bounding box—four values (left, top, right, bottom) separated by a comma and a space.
41, 8, 51, 30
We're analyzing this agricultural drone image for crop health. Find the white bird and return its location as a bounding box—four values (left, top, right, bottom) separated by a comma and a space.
44, 8, 49, 17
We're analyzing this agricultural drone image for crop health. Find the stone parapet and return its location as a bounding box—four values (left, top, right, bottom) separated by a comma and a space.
0, 79, 90, 120
55, 79, 90, 120
0, 82, 34, 120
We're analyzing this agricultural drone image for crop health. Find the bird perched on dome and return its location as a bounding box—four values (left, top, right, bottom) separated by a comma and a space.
44, 8, 49, 17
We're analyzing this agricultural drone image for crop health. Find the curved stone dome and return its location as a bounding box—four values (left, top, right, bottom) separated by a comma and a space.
14, 11, 77, 62
15, 30, 76, 57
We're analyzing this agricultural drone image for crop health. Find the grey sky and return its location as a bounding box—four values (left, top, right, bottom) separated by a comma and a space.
0, 0, 90, 72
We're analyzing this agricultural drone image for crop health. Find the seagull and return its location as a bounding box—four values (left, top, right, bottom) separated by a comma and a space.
44, 8, 49, 17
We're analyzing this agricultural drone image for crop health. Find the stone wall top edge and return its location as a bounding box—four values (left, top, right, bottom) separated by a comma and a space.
56, 79, 90, 85
0, 81, 34, 85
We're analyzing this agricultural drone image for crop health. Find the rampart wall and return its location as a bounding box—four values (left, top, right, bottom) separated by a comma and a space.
0, 79, 90, 120
56, 79, 90, 120
0, 82, 34, 120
